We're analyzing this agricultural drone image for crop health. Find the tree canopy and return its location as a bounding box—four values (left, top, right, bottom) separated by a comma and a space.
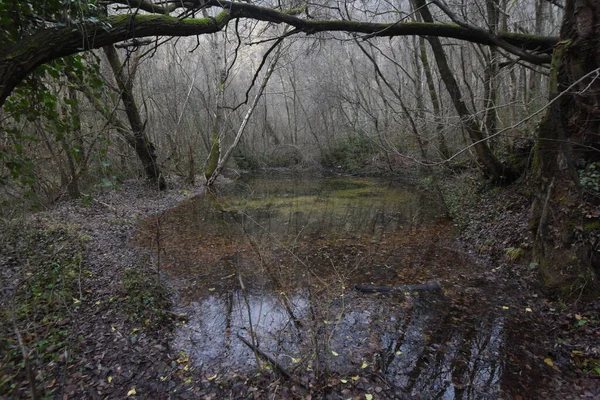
0, 0, 558, 106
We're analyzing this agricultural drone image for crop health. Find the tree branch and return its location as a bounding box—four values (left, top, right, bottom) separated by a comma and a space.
0, 1, 558, 106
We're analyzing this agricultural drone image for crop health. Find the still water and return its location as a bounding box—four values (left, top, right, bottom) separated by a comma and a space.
134, 175, 532, 399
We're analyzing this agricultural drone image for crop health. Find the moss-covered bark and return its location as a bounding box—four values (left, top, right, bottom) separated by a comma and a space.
104, 45, 166, 190
531, 0, 600, 294
204, 131, 220, 181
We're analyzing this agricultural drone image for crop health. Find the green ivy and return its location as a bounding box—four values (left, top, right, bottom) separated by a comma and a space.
579, 162, 600, 195
2, 52, 106, 188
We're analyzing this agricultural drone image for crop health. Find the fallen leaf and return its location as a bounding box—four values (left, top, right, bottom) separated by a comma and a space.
365, 394, 373, 400
107, 376, 112, 383
361, 362, 368, 369
395, 350, 403, 355
544, 358, 554, 367
525, 308, 532, 312
208, 288, 215, 292
340, 379, 348, 383
502, 306, 509, 310
127, 387, 136, 397
72, 298, 81, 304
208, 374, 218, 381
351, 375, 360, 381
331, 350, 339, 356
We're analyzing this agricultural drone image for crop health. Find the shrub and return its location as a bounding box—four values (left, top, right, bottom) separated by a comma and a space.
321, 134, 375, 172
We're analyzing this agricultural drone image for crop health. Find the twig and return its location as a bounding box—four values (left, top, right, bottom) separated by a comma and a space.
237, 333, 306, 388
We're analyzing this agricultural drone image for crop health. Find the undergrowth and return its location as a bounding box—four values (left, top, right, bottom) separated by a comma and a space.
122, 264, 172, 328
0, 220, 88, 399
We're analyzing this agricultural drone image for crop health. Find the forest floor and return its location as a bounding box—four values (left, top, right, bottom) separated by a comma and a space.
0, 172, 599, 399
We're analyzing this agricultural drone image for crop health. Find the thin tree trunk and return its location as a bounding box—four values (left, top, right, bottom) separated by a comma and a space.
206, 44, 281, 186
483, 0, 500, 148
103, 45, 166, 190
412, 0, 511, 182
419, 35, 449, 159
204, 32, 227, 181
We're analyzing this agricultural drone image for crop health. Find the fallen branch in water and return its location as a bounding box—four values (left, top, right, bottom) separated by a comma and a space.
237, 333, 306, 388
354, 282, 441, 293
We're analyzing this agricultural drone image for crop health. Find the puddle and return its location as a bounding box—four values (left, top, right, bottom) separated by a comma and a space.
133, 175, 528, 398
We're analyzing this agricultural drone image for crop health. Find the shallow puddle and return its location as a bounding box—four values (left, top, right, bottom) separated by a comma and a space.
133, 175, 535, 398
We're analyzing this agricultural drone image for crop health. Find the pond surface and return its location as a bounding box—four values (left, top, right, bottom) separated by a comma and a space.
134, 175, 543, 399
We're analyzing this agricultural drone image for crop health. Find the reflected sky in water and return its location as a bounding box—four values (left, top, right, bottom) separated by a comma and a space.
135, 175, 521, 399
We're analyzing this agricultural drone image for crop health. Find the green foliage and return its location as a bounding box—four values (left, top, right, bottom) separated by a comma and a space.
0, 0, 104, 46
122, 266, 171, 327
0, 221, 88, 398
2, 52, 106, 190
505, 247, 524, 262
579, 162, 600, 196
321, 134, 375, 172
233, 143, 261, 170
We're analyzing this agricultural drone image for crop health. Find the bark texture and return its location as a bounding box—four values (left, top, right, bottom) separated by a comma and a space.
104, 45, 166, 190
531, 0, 600, 291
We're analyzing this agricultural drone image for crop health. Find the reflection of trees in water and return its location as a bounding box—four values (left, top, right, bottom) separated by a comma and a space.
175, 289, 505, 398
135, 178, 507, 397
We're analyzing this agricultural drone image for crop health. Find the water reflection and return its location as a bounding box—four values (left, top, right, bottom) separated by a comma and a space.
174, 289, 504, 399
135, 175, 510, 398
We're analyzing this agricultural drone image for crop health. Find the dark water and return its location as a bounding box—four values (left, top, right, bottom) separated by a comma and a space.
134, 175, 529, 398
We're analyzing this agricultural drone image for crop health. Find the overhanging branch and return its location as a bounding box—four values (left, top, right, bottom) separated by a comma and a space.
0, 1, 558, 106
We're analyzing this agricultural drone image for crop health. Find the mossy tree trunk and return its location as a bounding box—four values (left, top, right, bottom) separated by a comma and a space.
104, 45, 166, 190
531, 0, 600, 292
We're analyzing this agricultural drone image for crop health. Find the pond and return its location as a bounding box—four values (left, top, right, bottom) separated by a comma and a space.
133, 175, 542, 399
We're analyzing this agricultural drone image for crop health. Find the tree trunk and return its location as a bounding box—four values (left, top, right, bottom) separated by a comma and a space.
103, 45, 166, 190
419, 35, 450, 160
483, 0, 500, 147
531, 0, 600, 292
413, 0, 512, 182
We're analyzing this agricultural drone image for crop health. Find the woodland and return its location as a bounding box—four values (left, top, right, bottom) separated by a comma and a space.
0, 0, 599, 398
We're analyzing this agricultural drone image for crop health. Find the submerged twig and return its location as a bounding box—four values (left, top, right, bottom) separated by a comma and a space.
355, 282, 442, 293
237, 333, 307, 389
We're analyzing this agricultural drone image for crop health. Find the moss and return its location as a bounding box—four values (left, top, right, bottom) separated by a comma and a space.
583, 220, 600, 232
108, 11, 230, 29
204, 130, 220, 180
549, 40, 571, 95
537, 249, 597, 299
284, 4, 308, 15
505, 247, 524, 262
